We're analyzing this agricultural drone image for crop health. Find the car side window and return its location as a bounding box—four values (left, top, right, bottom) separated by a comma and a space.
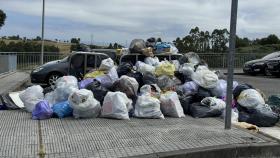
69, 54, 85, 80
96, 55, 109, 68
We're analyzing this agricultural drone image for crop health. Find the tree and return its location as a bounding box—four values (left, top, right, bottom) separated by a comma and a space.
0, 10, 6, 29
70, 38, 80, 44
157, 38, 162, 42
211, 29, 229, 53
108, 43, 113, 49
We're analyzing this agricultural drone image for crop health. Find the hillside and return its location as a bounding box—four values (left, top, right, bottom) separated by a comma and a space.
237, 44, 280, 54
0, 39, 72, 54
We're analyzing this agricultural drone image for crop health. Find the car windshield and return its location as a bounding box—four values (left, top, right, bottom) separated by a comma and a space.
262, 52, 280, 59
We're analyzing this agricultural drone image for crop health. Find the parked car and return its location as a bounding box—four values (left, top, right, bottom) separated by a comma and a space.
31, 52, 110, 86
243, 52, 280, 75
266, 57, 280, 77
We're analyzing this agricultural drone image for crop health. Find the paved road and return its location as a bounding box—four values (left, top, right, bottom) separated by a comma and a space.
234, 75, 280, 97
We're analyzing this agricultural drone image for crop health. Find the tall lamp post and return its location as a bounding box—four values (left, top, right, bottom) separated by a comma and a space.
225, 0, 238, 129
40, 0, 45, 65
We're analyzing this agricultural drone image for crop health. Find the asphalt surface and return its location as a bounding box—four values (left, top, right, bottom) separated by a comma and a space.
234, 75, 280, 97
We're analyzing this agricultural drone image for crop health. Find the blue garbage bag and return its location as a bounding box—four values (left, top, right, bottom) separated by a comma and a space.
155, 42, 171, 54
52, 101, 73, 118
32, 100, 53, 120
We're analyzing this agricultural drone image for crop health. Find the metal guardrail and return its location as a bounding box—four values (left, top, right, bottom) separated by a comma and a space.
0, 52, 66, 71
0, 52, 269, 71
198, 53, 267, 68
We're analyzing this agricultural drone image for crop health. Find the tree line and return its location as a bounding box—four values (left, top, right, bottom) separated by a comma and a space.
0, 40, 59, 52
173, 26, 280, 53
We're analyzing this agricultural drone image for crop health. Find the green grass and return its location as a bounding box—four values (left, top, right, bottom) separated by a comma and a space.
237, 44, 280, 54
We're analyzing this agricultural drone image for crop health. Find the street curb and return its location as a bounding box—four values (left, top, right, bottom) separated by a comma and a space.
129, 142, 280, 158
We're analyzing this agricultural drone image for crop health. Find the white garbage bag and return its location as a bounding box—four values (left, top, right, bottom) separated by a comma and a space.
222, 108, 239, 123
144, 57, 160, 66
101, 92, 132, 120
95, 67, 119, 88
19, 85, 44, 112
134, 95, 164, 119
69, 89, 101, 118
171, 60, 180, 71
182, 81, 199, 94
99, 58, 114, 71
191, 69, 218, 89
237, 89, 265, 109
136, 61, 155, 75
201, 97, 226, 110
160, 91, 185, 118
195, 65, 209, 71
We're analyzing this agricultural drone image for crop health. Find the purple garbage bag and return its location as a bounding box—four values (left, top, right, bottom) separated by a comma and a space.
32, 100, 53, 120
79, 78, 94, 89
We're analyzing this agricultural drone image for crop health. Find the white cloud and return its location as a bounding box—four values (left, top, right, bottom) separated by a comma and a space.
0, 0, 280, 43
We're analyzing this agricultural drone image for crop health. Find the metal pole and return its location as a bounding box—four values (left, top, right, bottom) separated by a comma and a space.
40, 0, 45, 65
225, 0, 238, 129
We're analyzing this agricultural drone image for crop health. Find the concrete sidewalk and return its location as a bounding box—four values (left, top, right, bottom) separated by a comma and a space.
0, 110, 279, 158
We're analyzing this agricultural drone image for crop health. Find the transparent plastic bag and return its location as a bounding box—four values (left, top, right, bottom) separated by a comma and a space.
19, 85, 44, 112
134, 95, 164, 119
201, 97, 226, 110
69, 89, 101, 118
160, 91, 185, 118
237, 89, 265, 109
144, 57, 160, 66
52, 101, 73, 118
182, 81, 199, 94
101, 92, 132, 120
112, 75, 139, 98
136, 61, 155, 75
155, 61, 175, 77
191, 69, 218, 89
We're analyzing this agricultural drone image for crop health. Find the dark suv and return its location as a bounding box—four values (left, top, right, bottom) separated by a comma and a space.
266, 57, 280, 77
243, 52, 280, 75
31, 52, 110, 86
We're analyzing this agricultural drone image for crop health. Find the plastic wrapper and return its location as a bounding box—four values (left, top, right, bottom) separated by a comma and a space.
32, 100, 53, 120
160, 92, 185, 118
112, 75, 139, 99
99, 58, 114, 71
136, 61, 155, 75
69, 89, 101, 118
19, 85, 44, 112
155, 61, 175, 77
101, 92, 132, 120
191, 69, 218, 89
134, 95, 164, 119
237, 89, 265, 109
201, 97, 226, 110
52, 101, 73, 118
144, 57, 160, 66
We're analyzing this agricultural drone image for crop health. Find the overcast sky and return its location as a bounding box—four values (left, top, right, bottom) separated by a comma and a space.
0, 0, 279, 45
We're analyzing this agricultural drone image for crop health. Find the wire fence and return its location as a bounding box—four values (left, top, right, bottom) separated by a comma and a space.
0, 52, 268, 72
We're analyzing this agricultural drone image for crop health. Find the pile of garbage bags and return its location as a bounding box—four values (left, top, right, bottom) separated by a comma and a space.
3, 50, 279, 128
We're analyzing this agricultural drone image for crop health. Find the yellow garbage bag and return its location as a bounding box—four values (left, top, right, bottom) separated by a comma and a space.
84, 70, 105, 79
155, 61, 175, 77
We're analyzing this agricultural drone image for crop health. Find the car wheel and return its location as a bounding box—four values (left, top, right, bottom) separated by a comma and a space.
47, 73, 62, 87
264, 66, 271, 76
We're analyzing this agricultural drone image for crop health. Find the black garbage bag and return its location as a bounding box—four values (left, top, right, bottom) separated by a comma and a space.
174, 71, 185, 83
238, 106, 279, 127
146, 37, 156, 47
129, 39, 146, 54
127, 72, 144, 90
179, 93, 196, 114
143, 72, 158, 85
189, 102, 222, 118
233, 83, 254, 99
85, 80, 108, 105
194, 87, 213, 102
268, 95, 280, 114
0, 94, 20, 110
117, 62, 133, 77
